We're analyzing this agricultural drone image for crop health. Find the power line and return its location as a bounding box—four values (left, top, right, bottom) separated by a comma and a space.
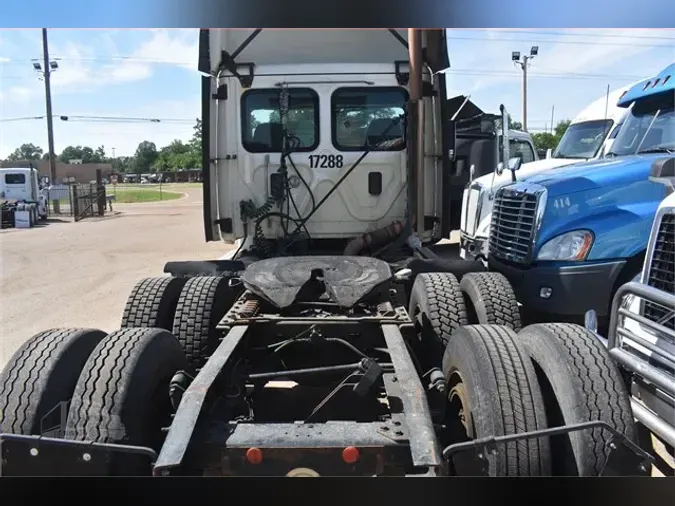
446, 35, 673, 49
468, 29, 675, 41
0, 114, 195, 123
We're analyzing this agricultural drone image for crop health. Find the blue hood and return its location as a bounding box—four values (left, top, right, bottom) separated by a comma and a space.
524, 153, 665, 198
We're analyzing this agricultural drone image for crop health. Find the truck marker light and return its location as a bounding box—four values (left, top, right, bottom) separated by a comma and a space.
540, 287, 553, 299
246, 447, 263, 465
342, 446, 360, 464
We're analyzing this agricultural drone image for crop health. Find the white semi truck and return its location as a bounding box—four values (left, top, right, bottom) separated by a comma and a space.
0, 167, 49, 225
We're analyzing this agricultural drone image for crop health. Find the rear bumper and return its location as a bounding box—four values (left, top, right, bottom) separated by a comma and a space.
488, 256, 626, 320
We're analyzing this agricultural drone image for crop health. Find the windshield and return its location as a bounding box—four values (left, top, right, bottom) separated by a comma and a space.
608, 103, 675, 157
552, 119, 613, 159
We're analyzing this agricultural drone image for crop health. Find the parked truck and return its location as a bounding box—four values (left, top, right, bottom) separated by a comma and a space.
0, 166, 49, 226
599, 160, 674, 461
0, 29, 652, 477
459, 84, 637, 263
484, 63, 674, 328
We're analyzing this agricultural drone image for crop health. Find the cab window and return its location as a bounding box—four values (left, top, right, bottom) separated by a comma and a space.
509, 138, 535, 163
332, 87, 407, 151
241, 88, 319, 153
5, 173, 26, 184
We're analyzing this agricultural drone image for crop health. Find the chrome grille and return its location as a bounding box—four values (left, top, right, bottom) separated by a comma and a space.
644, 212, 675, 331
489, 186, 540, 263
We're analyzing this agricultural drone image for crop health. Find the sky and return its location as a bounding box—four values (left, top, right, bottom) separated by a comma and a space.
0, 28, 673, 159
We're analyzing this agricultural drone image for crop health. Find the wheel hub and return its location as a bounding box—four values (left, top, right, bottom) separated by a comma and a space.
449, 379, 474, 439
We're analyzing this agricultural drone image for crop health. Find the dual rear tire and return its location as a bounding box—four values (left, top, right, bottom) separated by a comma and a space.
0, 274, 240, 475
411, 271, 638, 476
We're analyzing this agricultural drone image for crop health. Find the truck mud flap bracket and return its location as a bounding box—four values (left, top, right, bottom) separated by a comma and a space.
153, 325, 249, 475
442, 421, 654, 476
0, 433, 156, 476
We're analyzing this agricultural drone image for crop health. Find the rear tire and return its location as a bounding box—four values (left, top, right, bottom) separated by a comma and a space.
172, 276, 239, 371
460, 272, 521, 331
0, 328, 107, 435
409, 272, 468, 355
65, 327, 187, 475
516, 323, 636, 476
442, 325, 550, 476
121, 276, 188, 330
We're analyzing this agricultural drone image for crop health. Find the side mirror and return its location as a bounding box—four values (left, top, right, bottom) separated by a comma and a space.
508, 156, 522, 172
495, 162, 505, 176
649, 157, 675, 194
546, 148, 553, 159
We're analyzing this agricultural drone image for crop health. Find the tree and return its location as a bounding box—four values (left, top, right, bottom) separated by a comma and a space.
153, 139, 192, 171
134, 141, 158, 172
554, 119, 572, 140
7, 143, 43, 161
508, 117, 523, 131
531, 132, 558, 151
59, 145, 106, 163
94, 145, 106, 162
112, 156, 132, 173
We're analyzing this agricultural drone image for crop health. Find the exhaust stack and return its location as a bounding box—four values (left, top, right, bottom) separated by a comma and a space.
408, 29, 425, 236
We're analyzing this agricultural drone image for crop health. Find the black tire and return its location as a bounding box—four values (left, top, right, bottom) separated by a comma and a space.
65, 327, 187, 475
121, 276, 188, 330
409, 272, 468, 352
516, 323, 636, 476
0, 328, 107, 436
442, 325, 550, 476
173, 276, 239, 371
460, 272, 521, 331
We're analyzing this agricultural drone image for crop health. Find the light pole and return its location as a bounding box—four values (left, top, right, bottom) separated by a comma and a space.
512, 46, 538, 132
33, 29, 60, 212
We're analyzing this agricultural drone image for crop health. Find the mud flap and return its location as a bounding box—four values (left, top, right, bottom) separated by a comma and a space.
442, 421, 654, 476
0, 434, 156, 476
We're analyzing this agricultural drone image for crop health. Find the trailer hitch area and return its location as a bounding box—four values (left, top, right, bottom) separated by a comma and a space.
0, 433, 157, 476
441, 421, 655, 476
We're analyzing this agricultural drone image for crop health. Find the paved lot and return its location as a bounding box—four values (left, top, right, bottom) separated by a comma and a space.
0, 192, 671, 475
0, 187, 230, 368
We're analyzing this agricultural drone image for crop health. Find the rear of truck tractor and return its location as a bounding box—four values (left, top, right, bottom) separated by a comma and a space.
0, 29, 653, 477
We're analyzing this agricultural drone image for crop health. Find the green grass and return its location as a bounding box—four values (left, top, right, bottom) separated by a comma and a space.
112, 188, 183, 203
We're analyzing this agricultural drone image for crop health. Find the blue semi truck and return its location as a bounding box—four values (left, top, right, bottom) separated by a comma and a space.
485, 63, 674, 326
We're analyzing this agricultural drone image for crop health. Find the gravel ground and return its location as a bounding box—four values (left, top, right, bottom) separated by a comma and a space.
0, 187, 230, 368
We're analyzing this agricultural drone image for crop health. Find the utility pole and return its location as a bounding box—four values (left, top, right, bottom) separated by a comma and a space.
550, 105, 555, 134
38, 29, 60, 213
512, 46, 539, 132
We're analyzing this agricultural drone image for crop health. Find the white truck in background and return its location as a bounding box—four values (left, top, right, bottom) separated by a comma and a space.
0, 167, 49, 225
459, 83, 637, 263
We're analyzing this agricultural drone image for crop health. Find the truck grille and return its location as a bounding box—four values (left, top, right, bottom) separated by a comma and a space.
489, 187, 541, 263
644, 212, 675, 330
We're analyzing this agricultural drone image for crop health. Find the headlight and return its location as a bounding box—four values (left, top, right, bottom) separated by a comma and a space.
537, 230, 594, 261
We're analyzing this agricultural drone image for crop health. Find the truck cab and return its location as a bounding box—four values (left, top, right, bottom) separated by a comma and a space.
200, 29, 452, 259
487, 63, 675, 326
459, 84, 635, 263
445, 97, 537, 233
0, 167, 48, 221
